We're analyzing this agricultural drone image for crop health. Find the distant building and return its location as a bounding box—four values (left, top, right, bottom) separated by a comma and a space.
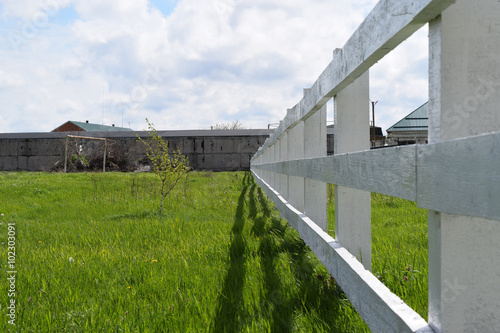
52, 120, 133, 133
386, 102, 428, 145
326, 124, 385, 149
370, 126, 385, 148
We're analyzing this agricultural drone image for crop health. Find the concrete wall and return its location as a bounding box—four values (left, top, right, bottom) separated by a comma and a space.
0, 129, 334, 172
0, 129, 335, 172
0, 130, 273, 172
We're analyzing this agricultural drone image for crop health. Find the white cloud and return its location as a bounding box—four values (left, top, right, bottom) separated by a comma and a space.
0, 0, 429, 134
0, 0, 71, 19
371, 25, 429, 131
0, 70, 24, 87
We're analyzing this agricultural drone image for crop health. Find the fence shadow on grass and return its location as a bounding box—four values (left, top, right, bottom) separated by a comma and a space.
210, 172, 250, 333
211, 172, 351, 332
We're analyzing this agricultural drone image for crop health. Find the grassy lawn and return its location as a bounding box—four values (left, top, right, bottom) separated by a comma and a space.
370, 193, 428, 318
0, 171, 371, 332
327, 187, 429, 321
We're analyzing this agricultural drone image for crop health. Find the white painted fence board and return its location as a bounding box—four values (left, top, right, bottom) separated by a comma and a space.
327, 146, 416, 201
334, 71, 372, 270
427, 2, 500, 330
288, 121, 305, 212
300, 0, 455, 120
279, 132, 288, 200
254, 131, 500, 221
251, 0, 455, 157
417, 131, 500, 221
251, 1, 500, 331
304, 105, 328, 231
273, 142, 279, 190
253, 144, 417, 201
252, 171, 434, 333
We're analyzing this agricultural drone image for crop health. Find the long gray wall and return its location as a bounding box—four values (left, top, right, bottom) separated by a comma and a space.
0, 129, 334, 172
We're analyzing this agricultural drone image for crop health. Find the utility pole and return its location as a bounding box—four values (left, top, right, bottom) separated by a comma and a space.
371, 100, 378, 147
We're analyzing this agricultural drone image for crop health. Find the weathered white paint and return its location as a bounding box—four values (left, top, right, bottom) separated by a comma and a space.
428, 1, 500, 332
279, 131, 288, 201
267, 144, 275, 190
334, 71, 371, 271
251, 0, 500, 331
273, 141, 280, 191
417, 133, 500, 221
252, 145, 417, 200
304, 102, 328, 231
288, 120, 305, 212
251, 0, 456, 158
253, 131, 500, 220
252, 171, 434, 333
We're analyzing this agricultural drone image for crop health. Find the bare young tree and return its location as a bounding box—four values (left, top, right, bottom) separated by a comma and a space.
137, 119, 189, 213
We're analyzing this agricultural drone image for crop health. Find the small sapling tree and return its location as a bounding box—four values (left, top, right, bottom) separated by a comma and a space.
137, 119, 189, 213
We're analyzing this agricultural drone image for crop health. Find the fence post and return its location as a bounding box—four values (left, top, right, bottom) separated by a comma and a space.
287, 116, 305, 212
304, 91, 327, 231
273, 140, 280, 192
333, 70, 371, 271
254, 152, 262, 179
279, 130, 288, 202
266, 144, 274, 189
428, 0, 500, 331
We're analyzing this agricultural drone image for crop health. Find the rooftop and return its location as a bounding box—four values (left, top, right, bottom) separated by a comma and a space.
52, 121, 134, 132
387, 102, 428, 132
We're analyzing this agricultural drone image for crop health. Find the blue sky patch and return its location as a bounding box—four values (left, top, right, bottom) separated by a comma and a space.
149, 0, 179, 17
50, 5, 80, 26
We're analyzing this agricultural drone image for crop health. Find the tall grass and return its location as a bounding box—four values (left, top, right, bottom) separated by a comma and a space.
0, 172, 369, 332
327, 185, 429, 320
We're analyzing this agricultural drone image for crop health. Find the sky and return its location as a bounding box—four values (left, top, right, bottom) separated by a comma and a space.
0, 0, 429, 134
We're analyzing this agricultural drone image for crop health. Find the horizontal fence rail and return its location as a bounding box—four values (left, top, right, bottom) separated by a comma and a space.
254, 0, 456, 158
253, 131, 500, 221
251, 0, 500, 332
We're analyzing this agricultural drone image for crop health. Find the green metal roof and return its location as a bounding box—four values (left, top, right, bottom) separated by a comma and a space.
387, 102, 428, 132
71, 121, 133, 132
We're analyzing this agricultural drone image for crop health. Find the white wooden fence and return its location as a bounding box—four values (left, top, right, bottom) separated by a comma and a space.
250, 0, 500, 332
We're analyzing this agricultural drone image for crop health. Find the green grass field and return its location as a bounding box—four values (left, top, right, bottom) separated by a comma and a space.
327, 187, 429, 320
0, 171, 427, 332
